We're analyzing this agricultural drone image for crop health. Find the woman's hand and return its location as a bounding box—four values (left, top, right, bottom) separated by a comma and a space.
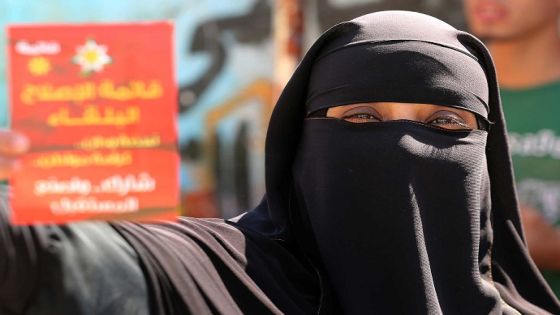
0, 130, 29, 179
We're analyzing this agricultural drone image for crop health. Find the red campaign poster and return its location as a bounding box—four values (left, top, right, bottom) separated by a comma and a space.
7, 22, 179, 224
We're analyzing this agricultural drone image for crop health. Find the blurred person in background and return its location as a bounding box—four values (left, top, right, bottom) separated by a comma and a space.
464, 0, 560, 297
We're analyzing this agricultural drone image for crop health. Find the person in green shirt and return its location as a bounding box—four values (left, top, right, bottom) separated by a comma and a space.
464, 0, 560, 296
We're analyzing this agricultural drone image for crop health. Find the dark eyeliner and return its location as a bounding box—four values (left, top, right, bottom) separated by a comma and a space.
341, 106, 382, 122
427, 111, 471, 129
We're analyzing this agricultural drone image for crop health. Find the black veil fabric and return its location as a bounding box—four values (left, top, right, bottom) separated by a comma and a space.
235, 10, 560, 314
106, 11, 560, 314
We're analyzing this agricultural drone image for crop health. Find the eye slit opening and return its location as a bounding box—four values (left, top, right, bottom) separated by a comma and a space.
340, 106, 382, 123
426, 110, 473, 130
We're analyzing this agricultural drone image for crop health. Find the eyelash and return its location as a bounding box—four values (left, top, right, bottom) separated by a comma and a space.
342, 113, 471, 129
427, 116, 470, 128
342, 113, 381, 122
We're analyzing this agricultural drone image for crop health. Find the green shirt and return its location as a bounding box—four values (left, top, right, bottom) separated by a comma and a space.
501, 81, 560, 297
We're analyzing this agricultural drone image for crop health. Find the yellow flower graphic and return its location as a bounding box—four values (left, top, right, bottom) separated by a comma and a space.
28, 57, 51, 76
73, 39, 111, 74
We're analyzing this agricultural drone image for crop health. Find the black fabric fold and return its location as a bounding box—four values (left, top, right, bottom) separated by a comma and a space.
113, 218, 320, 315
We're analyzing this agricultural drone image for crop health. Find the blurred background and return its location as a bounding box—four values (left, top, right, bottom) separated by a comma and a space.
0, 0, 466, 218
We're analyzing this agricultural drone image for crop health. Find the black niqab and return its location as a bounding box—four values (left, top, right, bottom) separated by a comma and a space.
294, 120, 497, 314
111, 11, 560, 314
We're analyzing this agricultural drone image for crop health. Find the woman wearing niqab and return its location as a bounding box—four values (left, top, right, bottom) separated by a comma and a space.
1, 10, 559, 315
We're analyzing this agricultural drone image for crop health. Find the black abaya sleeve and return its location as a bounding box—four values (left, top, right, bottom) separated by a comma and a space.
0, 190, 321, 315
0, 192, 38, 314
0, 190, 149, 315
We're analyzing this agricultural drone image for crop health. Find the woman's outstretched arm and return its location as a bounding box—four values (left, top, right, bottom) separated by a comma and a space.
0, 191, 40, 314
0, 196, 151, 314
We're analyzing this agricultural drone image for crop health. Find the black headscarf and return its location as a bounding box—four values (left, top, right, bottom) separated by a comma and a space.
236, 10, 560, 314
108, 11, 560, 314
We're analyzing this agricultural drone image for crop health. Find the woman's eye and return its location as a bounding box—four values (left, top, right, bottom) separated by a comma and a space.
342, 113, 381, 123
428, 115, 471, 130
337, 106, 382, 123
